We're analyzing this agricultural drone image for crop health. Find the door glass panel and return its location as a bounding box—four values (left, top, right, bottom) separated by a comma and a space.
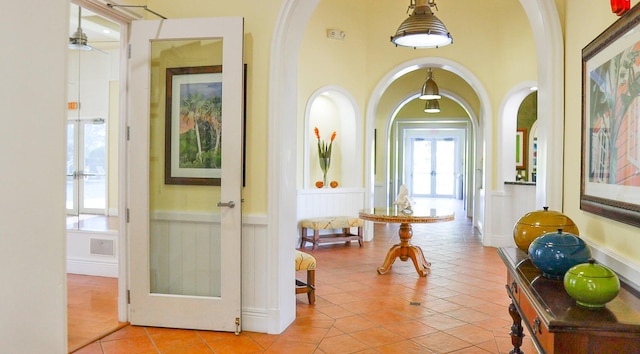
149, 39, 223, 297
67, 123, 77, 213
412, 139, 432, 195
408, 133, 459, 198
435, 139, 455, 195
83, 121, 107, 210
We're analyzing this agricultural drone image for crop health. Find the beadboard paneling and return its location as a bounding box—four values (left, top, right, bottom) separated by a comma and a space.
296, 188, 365, 220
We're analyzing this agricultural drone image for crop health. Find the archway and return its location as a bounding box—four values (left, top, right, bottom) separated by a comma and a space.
269, 0, 563, 332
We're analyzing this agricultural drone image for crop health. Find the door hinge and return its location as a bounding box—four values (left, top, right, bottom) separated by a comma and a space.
235, 317, 240, 335
126, 208, 130, 223
127, 290, 131, 304
126, 126, 130, 141
128, 44, 131, 59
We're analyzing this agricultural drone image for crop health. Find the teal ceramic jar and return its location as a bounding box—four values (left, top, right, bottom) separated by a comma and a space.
563, 259, 620, 308
528, 229, 591, 279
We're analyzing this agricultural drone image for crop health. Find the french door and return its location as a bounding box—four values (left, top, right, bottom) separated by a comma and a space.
127, 17, 244, 332
405, 130, 463, 198
66, 118, 107, 216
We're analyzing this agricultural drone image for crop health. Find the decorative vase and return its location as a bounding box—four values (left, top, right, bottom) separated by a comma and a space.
319, 157, 331, 187
513, 206, 580, 253
564, 259, 620, 308
528, 229, 591, 279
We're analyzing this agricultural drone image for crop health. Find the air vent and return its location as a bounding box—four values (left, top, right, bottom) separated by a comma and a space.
90, 238, 114, 256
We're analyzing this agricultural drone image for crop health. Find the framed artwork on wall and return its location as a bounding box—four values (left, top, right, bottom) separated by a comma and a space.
516, 128, 527, 170
581, 2, 640, 227
165, 65, 223, 186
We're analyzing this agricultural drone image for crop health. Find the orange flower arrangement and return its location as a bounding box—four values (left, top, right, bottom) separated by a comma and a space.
314, 127, 336, 159
314, 127, 336, 187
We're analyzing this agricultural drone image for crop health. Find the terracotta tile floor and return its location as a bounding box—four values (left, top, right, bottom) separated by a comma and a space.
71, 199, 536, 353
68, 274, 127, 352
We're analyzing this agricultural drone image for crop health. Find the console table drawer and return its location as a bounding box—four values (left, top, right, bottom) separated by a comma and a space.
518, 288, 554, 353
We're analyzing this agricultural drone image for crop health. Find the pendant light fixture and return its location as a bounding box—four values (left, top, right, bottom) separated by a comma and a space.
419, 68, 441, 100
391, 0, 453, 49
69, 7, 91, 50
424, 99, 441, 113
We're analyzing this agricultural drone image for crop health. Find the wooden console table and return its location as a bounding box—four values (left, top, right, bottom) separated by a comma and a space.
498, 247, 640, 354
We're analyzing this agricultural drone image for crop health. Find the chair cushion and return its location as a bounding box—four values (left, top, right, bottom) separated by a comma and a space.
300, 216, 363, 230
295, 250, 316, 270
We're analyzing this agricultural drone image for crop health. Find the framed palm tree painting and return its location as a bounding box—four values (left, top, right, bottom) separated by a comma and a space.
165, 65, 223, 185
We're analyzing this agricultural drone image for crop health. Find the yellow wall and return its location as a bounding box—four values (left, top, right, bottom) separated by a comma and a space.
142, 0, 640, 266
147, 0, 282, 214
564, 0, 640, 263
299, 0, 536, 191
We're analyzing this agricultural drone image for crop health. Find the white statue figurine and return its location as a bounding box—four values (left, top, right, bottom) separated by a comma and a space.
394, 184, 414, 213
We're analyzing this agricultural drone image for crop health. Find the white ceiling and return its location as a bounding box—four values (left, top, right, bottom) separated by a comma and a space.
70, 3, 120, 45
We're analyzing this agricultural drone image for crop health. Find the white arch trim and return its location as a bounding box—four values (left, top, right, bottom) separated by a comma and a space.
518, 0, 564, 210
268, 0, 560, 333
304, 85, 363, 188
364, 57, 492, 240
498, 81, 538, 184
383, 89, 480, 218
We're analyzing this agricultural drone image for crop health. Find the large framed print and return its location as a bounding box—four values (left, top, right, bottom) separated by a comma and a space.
581, 4, 640, 227
165, 65, 222, 186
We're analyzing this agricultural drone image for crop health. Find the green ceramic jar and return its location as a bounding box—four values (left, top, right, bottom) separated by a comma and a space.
563, 259, 620, 308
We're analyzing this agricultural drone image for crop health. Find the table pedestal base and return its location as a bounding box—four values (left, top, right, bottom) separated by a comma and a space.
377, 223, 431, 277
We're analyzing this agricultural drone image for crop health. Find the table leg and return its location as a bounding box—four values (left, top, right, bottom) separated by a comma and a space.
377, 222, 431, 277
508, 301, 524, 354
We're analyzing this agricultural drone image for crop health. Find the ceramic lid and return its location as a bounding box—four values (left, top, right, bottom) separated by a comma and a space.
517, 206, 578, 229
533, 229, 583, 245
567, 259, 617, 278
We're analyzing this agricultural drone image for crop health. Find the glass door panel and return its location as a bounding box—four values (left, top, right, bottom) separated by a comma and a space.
148, 39, 223, 298
412, 139, 432, 195
406, 133, 460, 199
82, 120, 107, 211
435, 139, 455, 196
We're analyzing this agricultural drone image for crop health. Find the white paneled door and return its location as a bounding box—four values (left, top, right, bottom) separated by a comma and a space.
127, 17, 244, 332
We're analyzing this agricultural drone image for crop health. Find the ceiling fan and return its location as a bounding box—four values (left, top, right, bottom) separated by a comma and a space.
69, 6, 107, 54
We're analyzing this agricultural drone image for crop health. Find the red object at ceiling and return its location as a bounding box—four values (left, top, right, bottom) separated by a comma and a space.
611, 0, 630, 16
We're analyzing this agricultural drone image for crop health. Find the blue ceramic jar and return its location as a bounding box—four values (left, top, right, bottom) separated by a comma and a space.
528, 229, 591, 279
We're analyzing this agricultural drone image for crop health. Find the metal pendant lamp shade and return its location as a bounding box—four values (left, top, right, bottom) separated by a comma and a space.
424, 99, 440, 113
391, 0, 453, 49
419, 68, 440, 100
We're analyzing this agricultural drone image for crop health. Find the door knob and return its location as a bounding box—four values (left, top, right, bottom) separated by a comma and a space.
217, 201, 236, 208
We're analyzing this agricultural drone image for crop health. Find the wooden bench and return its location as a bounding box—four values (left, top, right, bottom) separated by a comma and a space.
299, 216, 363, 251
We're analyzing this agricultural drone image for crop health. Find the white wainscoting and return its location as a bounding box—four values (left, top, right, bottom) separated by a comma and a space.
296, 188, 366, 241
67, 229, 119, 277
150, 214, 222, 296
67, 212, 270, 332
151, 211, 270, 332
485, 183, 536, 247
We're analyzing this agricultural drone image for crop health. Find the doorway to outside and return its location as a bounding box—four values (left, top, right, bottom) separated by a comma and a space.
66, 2, 125, 351
402, 128, 465, 200
66, 119, 107, 218
66, 2, 121, 232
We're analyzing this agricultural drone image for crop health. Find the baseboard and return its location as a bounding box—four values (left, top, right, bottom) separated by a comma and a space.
67, 258, 118, 277
483, 233, 517, 248
241, 307, 268, 333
